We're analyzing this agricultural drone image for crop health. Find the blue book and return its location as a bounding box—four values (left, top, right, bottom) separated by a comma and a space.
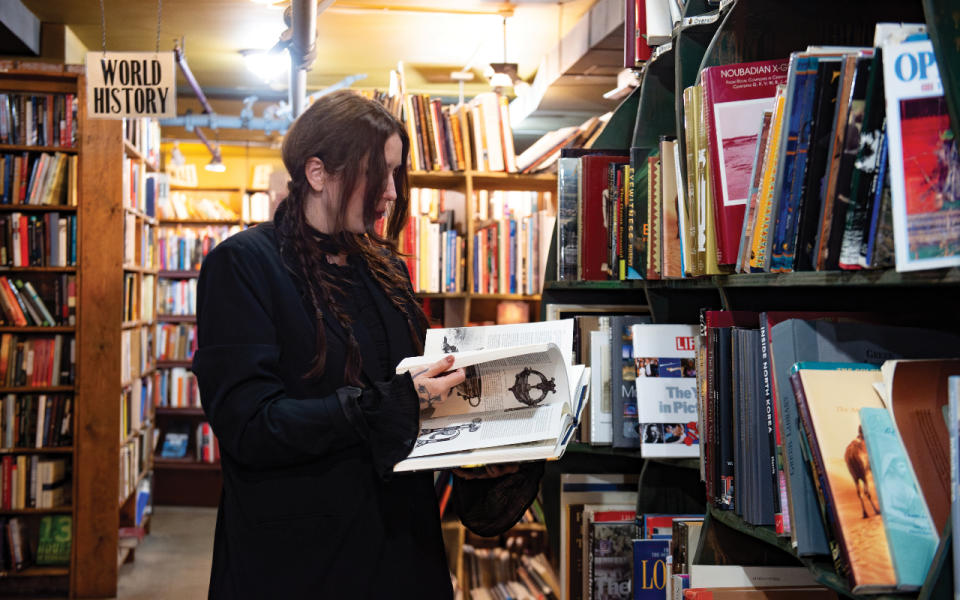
508, 218, 516, 294
632, 539, 669, 600
770, 54, 833, 272
859, 407, 938, 590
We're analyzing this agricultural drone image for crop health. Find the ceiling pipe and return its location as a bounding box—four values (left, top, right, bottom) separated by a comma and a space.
287, 0, 318, 118
193, 126, 221, 162
173, 44, 215, 116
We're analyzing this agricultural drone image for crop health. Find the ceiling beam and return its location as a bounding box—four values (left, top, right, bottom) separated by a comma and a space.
0, 0, 40, 55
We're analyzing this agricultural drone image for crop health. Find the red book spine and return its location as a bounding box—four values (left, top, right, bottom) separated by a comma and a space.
580, 154, 629, 280
18, 215, 27, 267
2, 455, 12, 509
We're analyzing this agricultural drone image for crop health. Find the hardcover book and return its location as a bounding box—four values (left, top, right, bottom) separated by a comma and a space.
633, 539, 670, 600
859, 407, 938, 590
611, 315, 653, 449
35, 514, 71, 566
392, 320, 589, 471
588, 512, 636, 600
580, 154, 630, 280
632, 324, 698, 458
700, 59, 790, 265
882, 35, 960, 271
790, 363, 896, 593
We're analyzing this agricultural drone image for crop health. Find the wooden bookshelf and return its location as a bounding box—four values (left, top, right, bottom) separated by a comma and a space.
407, 167, 556, 327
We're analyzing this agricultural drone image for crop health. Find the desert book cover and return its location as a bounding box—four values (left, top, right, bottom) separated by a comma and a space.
792, 363, 896, 592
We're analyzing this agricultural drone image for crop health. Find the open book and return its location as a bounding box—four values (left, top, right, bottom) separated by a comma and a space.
392, 319, 590, 472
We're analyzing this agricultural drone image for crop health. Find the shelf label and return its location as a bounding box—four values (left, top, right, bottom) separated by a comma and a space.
682, 13, 720, 28
653, 42, 674, 61
86, 52, 177, 119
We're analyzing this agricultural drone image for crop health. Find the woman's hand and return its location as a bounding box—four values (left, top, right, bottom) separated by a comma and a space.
410, 355, 465, 410
453, 464, 521, 480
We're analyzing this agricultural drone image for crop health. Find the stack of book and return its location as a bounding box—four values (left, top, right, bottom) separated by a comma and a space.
398, 187, 466, 294
696, 310, 959, 593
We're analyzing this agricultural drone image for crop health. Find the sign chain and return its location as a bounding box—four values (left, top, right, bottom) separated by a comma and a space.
156, 0, 163, 54
99, 0, 107, 55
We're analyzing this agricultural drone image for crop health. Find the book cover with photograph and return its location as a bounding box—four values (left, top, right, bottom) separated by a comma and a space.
632, 324, 699, 458
882, 35, 960, 271
700, 59, 790, 264
790, 363, 896, 593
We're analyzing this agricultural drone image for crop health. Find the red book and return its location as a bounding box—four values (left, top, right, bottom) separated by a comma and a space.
633, 0, 653, 63
701, 59, 789, 265
579, 153, 629, 280
2, 456, 12, 509
18, 215, 28, 267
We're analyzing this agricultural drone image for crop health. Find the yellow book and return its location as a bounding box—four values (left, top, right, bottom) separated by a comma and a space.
693, 85, 709, 275
682, 86, 698, 276
749, 85, 788, 271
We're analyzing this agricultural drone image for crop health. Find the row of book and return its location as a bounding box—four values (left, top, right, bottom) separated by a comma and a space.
0, 515, 72, 573
0, 274, 74, 327
157, 278, 197, 316
154, 367, 199, 409
463, 551, 557, 600
0, 151, 77, 206
694, 310, 959, 593
158, 224, 239, 272
123, 118, 161, 168
1, 394, 72, 449
163, 191, 239, 222
0, 212, 76, 267
559, 474, 835, 600
121, 327, 151, 385
243, 192, 271, 223
0, 92, 77, 148
560, 25, 959, 280
121, 377, 153, 444
120, 430, 149, 504
156, 323, 196, 362
401, 91, 518, 173
0, 334, 73, 387
123, 273, 155, 323
0, 456, 68, 510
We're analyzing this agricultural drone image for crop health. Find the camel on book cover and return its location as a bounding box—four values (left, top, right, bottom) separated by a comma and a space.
845, 426, 880, 519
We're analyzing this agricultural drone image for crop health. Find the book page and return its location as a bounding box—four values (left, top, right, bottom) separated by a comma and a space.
417, 347, 573, 419
423, 319, 575, 366
406, 402, 571, 459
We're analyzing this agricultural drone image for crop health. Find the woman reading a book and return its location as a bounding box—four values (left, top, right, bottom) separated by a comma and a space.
192, 90, 543, 599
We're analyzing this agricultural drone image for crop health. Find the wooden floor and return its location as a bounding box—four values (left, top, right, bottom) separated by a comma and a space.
115, 506, 217, 600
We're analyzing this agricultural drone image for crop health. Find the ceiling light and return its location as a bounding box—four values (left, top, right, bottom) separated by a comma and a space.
205, 154, 226, 173
489, 71, 513, 90
169, 141, 186, 167
241, 48, 290, 84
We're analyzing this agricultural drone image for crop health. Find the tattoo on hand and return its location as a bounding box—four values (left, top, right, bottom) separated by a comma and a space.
417, 383, 442, 408
411, 368, 429, 379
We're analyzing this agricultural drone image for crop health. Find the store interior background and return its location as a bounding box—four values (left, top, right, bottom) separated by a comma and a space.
1, 0, 634, 598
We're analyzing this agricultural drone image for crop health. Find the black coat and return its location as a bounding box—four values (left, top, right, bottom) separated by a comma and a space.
192, 222, 542, 599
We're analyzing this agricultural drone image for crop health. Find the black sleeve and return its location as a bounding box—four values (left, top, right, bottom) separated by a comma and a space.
452, 461, 545, 537
192, 240, 419, 474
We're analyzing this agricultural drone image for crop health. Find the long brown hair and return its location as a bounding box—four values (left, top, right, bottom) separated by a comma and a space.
275, 90, 427, 385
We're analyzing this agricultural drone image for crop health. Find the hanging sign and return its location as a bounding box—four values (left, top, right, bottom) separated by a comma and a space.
85, 51, 176, 119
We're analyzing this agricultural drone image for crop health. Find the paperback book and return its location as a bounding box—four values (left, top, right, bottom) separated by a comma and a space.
882, 34, 960, 271
632, 324, 699, 458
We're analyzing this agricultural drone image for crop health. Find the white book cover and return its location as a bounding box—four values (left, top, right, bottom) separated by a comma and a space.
632, 324, 699, 458
688, 565, 818, 588
589, 329, 612, 445
882, 36, 960, 271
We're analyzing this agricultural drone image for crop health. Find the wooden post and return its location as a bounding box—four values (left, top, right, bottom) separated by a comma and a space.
76, 115, 123, 598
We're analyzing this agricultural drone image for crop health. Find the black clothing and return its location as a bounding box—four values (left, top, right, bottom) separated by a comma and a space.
192, 221, 542, 599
